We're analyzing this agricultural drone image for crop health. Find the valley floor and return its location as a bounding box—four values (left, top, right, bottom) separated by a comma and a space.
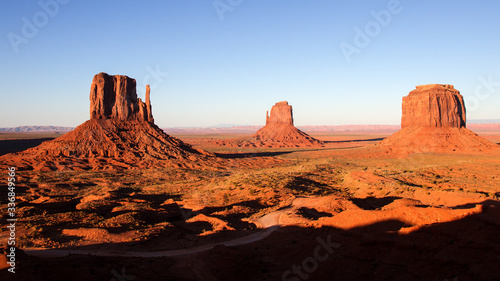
1, 131, 500, 280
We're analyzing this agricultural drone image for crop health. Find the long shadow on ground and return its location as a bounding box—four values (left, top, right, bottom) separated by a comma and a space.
0, 138, 56, 155
9, 200, 500, 281
215, 151, 293, 159
215, 145, 367, 159
324, 137, 385, 144
350, 196, 401, 210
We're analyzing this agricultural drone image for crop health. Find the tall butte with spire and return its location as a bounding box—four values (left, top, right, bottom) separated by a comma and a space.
379, 84, 499, 153
265, 101, 294, 126
0, 73, 214, 171
218, 101, 323, 148
90, 73, 154, 122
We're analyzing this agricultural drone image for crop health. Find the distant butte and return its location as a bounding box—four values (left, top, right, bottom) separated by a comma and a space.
266, 101, 294, 126
401, 84, 465, 128
217, 101, 323, 148
0, 73, 216, 171
379, 84, 499, 153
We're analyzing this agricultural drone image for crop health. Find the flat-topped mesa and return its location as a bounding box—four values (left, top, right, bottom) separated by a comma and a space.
90, 72, 153, 122
401, 84, 466, 128
266, 101, 294, 126
378, 84, 499, 154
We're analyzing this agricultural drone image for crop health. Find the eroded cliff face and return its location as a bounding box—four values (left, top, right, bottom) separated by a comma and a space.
401, 84, 465, 128
217, 101, 323, 148
0, 72, 218, 171
266, 101, 294, 126
90, 72, 153, 122
379, 84, 498, 154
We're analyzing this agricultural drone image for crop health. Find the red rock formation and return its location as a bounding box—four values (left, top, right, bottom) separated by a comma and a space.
0, 73, 216, 171
379, 84, 499, 154
90, 73, 153, 122
266, 101, 294, 126
145, 84, 154, 123
7, 118, 214, 171
401, 84, 465, 128
217, 101, 323, 148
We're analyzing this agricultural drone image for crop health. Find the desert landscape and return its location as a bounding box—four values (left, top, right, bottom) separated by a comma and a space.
2, 2, 500, 281
0, 73, 499, 281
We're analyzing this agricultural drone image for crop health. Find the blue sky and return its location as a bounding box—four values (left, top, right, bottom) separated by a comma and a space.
1, 0, 500, 127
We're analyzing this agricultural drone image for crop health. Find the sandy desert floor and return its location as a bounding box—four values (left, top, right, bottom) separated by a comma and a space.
1, 131, 500, 280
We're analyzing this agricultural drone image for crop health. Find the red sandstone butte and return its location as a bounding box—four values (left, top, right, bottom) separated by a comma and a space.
0, 73, 215, 171
217, 101, 323, 148
401, 84, 465, 128
90, 72, 153, 122
379, 84, 499, 153
266, 101, 294, 126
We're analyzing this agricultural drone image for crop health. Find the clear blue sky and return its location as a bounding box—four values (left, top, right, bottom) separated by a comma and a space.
1, 0, 500, 127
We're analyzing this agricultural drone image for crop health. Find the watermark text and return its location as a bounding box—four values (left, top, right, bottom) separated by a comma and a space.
6, 167, 17, 274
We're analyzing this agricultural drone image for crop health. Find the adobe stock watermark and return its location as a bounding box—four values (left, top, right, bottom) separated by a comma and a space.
179, 205, 193, 221
464, 74, 500, 111
7, 0, 70, 54
339, 0, 408, 63
110, 267, 135, 281
136, 65, 169, 97
282, 234, 341, 281
213, 0, 243, 21
6, 167, 17, 274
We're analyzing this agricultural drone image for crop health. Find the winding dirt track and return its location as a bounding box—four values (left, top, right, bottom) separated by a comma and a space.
23, 199, 303, 258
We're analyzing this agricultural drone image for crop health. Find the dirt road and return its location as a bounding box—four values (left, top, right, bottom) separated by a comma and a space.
23, 198, 303, 258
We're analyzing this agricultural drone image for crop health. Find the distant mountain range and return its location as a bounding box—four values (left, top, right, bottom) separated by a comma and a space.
467, 119, 500, 124
0, 126, 74, 132
164, 125, 405, 135
1, 120, 499, 134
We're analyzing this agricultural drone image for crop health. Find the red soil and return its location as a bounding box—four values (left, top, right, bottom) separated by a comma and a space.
378, 127, 500, 154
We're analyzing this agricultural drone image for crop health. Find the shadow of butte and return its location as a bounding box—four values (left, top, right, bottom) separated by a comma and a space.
0, 137, 56, 155
323, 137, 385, 144
15, 200, 500, 281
